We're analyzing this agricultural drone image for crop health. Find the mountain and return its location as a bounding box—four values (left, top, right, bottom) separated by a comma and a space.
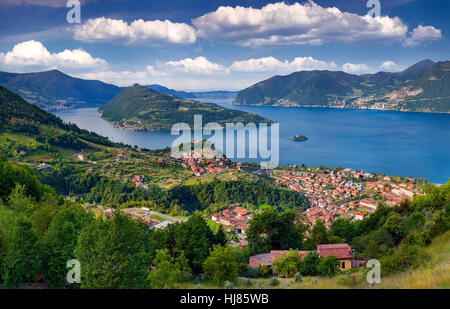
234, 60, 450, 113
146, 84, 193, 98
100, 84, 270, 130
0, 85, 116, 161
0, 70, 120, 111
147, 84, 238, 99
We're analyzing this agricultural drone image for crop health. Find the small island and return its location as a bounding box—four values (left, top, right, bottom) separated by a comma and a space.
292, 135, 308, 141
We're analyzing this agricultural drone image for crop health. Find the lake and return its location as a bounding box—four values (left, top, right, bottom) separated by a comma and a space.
54, 99, 450, 184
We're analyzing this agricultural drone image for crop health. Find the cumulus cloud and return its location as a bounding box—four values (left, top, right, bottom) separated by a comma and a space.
0, 40, 107, 72
341, 63, 371, 74
163, 56, 228, 74
192, 1, 409, 47
379, 61, 399, 71
73, 17, 196, 45
403, 25, 443, 47
75, 66, 164, 86
230, 56, 337, 73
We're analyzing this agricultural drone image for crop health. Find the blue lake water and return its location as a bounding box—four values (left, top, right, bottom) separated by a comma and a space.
54, 99, 450, 184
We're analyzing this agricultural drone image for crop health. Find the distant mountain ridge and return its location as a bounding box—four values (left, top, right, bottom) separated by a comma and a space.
100, 84, 270, 131
0, 70, 121, 111
234, 60, 450, 113
147, 84, 238, 99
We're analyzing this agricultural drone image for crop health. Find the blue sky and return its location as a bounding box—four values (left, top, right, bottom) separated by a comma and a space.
0, 0, 448, 90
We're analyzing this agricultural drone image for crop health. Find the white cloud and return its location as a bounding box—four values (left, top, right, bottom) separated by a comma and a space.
75, 66, 164, 86
379, 61, 398, 71
341, 63, 371, 74
0, 40, 107, 72
230, 56, 337, 73
192, 1, 409, 47
73, 17, 196, 45
403, 25, 443, 47
163, 56, 228, 74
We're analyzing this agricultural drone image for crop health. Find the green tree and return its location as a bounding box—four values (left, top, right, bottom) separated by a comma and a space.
317, 255, 340, 277
383, 213, 406, 243
330, 218, 354, 242
299, 252, 321, 276
310, 220, 329, 246
272, 250, 303, 278
174, 213, 214, 273
203, 245, 239, 285
40, 206, 92, 288
214, 225, 228, 246
148, 249, 190, 289
3, 218, 40, 288
247, 209, 306, 254
74, 212, 152, 288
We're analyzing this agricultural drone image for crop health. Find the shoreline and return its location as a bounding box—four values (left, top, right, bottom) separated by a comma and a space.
232, 103, 450, 115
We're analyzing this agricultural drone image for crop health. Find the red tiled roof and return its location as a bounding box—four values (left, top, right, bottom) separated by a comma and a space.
317, 244, 354, 259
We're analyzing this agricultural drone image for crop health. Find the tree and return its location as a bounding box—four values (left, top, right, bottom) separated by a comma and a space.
247, 209, 306, 254
318, 255, 340, 277
272, 250, 303, 278
174, 213, 214, 273
330, 218, 354, 243
203, 245, 239, 285
299, 252, 321, 276
3, 218, 40, 288
310, 220, 329, 246
74, 212, 152, 288
40, 206, 93, 288
214, 225, 227, 246
383, 213, 406, 243
148, 249, 190, 289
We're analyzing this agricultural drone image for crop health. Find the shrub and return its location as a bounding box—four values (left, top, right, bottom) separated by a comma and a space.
223, 280, 234, 289
318, 255, 340, 277
294, 272, 302, 283
243, 266, 259, 278
269, 278, 280, 286
258, 263, 271, 277
272, 250, 302, 278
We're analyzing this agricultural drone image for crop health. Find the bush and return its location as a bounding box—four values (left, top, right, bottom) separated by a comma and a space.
269, 278, 280, 286
258, 263, 271, 277
203, 245, 239, 285
272, 250, 303, 278
380, 244, 429, 276
243, 266, 259, 278
299, 252, 321, 276
223, 280, 234, 289
294, 272, 302, 283
246, 279, 253, 287
317, 255, 340, 277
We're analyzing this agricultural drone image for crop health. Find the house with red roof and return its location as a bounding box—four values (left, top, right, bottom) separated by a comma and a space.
317, 244, 354, 271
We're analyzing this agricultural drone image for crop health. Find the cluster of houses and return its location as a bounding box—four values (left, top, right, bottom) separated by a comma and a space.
211, 206, 253, 246
114, 120, 145, 131
174, 151, 239, 177
365, 176, 419, 206
249, 243, 366, 273
275, 168, 421, 227
131, 174, 149, 190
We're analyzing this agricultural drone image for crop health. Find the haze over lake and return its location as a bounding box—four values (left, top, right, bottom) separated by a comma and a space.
54, 99, 450, 184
